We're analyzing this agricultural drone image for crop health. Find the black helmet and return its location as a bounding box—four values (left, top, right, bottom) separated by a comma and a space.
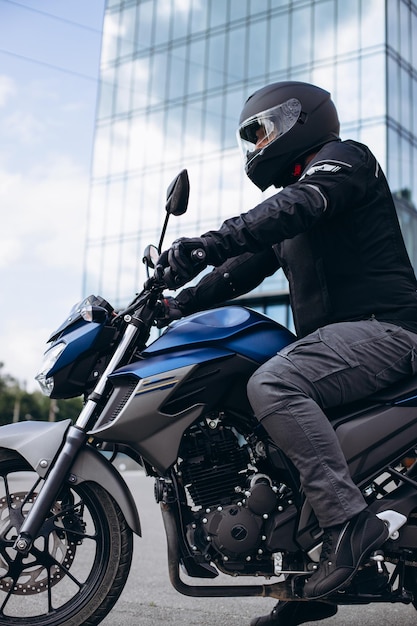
237, 81, 340, 190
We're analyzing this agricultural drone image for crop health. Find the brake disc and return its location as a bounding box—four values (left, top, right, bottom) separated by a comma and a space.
0, 492, 78, 595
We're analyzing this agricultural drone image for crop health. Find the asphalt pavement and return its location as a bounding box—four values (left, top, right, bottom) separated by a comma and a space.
100, 471, 417, 626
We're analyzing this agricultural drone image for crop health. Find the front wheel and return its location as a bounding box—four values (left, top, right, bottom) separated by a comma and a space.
0, 448, 133, 625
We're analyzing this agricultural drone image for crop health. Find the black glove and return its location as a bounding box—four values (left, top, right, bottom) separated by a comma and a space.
157, 237, 208, 289
155, 297, 184, 328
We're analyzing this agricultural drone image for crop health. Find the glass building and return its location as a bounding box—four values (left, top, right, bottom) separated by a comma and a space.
84, 0, 417, 330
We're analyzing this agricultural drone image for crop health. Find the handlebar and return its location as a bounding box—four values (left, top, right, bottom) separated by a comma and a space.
190, 248, 206, 262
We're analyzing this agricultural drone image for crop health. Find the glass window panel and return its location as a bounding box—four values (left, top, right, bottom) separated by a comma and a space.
101, 242, 122, 301
124, 176, 143, 234
92, 124, 112, 178
248, 18, 267, 80
399, 0, 411, 62
154, 0, 171, 46
229, 0, 248, 22
227, 25, 247, 84
204, 95, 224, 149
268, 13, 289, 74
224, 88, 246, 148
311, 67, 335, 97
109, 118, 130, 175
87, 183, 108, 241
360, 0, 385, 47
136, 1, 154, 52
387, 56, 400, 125
119, 4, 137, 57
131, 57, 150, 110
290, 5, 312, 65
187, 39, 206, 94
101, 12, 120, 65
412, 12, 417, 71
336, 0, 359, 56
169, 46, 187, 99
84, 245, 103, 294
207, 33, 227, 90
360, 53, 385, 119
150, 52, 168, 104
145, 111, 166, 167
165, 106, 184, 161
97, 66, 116, 120
126, 114, 147, 172
172, 1, 191, 39
217, 149, 245, 216
190, 0, 209, 32
399, 138, 412, 195
183, 103, 204, 159
359, 123, 386, 171
249, 0, 269, 14
118, 240, 139, 299
335, 59, 360, 126
413, 78, 417, 137
269, 0, 290, 6
387, 128, 400, 193
313, 0, 335, 62
140, 171, 165, 232
386, 0, 399, 52
106, 180, 125, 237
400, 67, 411, 130
114, 61, 133, 115
209, 1, 228, 28
412, 145, 417, 206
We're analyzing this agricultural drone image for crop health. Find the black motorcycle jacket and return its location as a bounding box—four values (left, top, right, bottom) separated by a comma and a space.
176, 139, 417, 338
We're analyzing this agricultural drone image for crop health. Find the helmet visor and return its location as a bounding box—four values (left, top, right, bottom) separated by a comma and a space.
237, 98, 302, 165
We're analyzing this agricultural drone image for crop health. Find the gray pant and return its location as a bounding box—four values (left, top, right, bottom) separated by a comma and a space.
247, 318, 417, 528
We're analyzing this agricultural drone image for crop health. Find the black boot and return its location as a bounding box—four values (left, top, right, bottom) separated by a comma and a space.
250, 600, 337, 626
303, 508, 389, 599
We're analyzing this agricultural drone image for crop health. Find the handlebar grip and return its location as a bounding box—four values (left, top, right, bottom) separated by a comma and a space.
191, 248, 206, 263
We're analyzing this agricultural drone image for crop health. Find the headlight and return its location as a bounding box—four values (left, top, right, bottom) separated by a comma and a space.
35, 342, 66, 396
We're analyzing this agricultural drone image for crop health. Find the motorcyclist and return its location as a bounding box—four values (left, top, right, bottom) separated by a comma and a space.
157, 81, 417, 626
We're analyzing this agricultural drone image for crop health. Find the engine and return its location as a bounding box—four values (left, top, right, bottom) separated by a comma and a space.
177, 414, 298, 574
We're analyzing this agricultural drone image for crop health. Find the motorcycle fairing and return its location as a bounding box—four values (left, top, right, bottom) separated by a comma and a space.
0, 420, 141, 535
90, 349, 259, 472
144, 306, 296, 363
47, 322, 103, 375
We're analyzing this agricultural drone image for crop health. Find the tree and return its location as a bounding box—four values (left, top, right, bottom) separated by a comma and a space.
0, 363, 83, 425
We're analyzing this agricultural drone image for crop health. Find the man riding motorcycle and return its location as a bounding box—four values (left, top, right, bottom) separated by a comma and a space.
157, 81, 417, 625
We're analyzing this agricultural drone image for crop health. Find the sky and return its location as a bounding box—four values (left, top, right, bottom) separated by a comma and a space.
0, 0, 106, 390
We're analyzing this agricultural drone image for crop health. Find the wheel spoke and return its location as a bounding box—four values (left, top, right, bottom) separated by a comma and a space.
0, 450, 133, 624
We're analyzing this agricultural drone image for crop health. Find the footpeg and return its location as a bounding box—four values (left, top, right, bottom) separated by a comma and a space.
369, 550, 385, 574
376, 510, 407, 540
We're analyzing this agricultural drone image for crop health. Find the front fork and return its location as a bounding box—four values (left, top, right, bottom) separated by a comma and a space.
14, 425, 87, 553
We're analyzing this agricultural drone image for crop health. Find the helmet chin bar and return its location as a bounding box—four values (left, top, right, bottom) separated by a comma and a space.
246, 153, 307, 191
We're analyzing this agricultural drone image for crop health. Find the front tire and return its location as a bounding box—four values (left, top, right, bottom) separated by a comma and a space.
0, 448, 133, 625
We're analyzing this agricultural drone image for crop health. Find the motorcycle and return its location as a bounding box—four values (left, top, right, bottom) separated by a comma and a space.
2, 170, 417, 625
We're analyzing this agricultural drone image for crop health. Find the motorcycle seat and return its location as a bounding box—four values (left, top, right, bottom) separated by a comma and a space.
327, 372, 417, 422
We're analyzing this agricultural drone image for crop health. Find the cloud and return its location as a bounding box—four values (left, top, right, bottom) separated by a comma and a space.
0, 75, 16, 107
0, 154, 89, 390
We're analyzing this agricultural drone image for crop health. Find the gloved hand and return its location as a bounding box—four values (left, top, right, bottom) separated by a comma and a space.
155, 297, 184, 328
157, 237, 208, 289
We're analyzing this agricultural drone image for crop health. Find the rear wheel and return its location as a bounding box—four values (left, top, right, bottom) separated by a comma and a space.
0, 448, 133, 625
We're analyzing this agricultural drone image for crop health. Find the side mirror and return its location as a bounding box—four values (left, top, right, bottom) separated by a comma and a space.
165, 169, 189, 216
142, 244, 159, 270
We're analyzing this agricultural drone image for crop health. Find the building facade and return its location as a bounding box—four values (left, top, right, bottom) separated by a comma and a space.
84, 0, 417, 329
